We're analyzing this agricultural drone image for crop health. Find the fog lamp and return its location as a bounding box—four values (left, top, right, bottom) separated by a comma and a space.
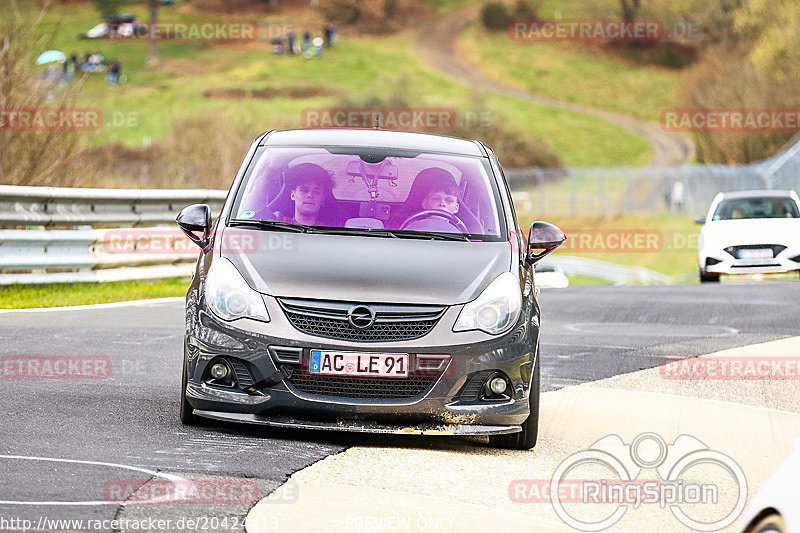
489, 377, 507, 395
210, 362, 230, 380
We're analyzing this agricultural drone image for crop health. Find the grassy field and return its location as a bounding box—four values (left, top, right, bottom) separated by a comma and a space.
457, 23, 683, 122
27, 2, 650, 168
0, 278, 189, 309
520, 213, 701, 280
562, 275, 612, 286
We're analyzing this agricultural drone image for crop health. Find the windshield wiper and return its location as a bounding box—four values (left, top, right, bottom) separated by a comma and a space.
310, 226, 399, 238
386, 229, 470, 241
228, 219, 312, 233
311, 227, 469, 241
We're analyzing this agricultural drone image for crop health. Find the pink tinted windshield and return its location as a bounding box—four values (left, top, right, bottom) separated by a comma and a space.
232, 147, 504, 237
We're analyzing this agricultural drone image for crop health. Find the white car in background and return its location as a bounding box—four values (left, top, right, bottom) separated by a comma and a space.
697, 190, 800, 282
535, 264, 570, 289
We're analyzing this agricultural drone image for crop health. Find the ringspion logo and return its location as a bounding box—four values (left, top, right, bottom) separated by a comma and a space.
516, 433, 747, 531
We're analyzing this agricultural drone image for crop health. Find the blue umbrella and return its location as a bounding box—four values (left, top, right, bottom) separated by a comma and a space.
35, 50, 66, 65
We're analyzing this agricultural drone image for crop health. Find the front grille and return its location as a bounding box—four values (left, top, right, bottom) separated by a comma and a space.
724, 244, 786, 258
278, 298, 446, 342
286, 374, 437, 399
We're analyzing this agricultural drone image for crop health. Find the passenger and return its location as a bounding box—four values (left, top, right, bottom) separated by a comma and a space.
731, 207, 745, 219
274, 163, 334, 226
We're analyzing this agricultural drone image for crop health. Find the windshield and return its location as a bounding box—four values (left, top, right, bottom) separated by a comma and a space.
712, 196, 799, 220
229, 146, 505, 240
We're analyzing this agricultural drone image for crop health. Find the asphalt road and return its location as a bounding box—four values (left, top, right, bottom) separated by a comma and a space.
0, 281, 797, 532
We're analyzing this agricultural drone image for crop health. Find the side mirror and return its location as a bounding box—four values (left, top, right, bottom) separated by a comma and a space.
526, 221, 566, 266
694, 216, 706, 225
177, 204, 212, 252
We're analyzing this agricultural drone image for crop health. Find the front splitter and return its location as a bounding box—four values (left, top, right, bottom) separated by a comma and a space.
193, 410, 522, 436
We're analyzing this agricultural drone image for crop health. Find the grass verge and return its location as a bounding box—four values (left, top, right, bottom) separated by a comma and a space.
0, 277, 189, 309
520, 214, 701, 280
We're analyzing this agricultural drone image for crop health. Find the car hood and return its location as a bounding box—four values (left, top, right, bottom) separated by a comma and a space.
702, 218, 800, 247
222, 230, 512, 305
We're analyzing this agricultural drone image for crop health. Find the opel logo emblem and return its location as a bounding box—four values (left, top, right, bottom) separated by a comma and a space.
347, 305, 376, 329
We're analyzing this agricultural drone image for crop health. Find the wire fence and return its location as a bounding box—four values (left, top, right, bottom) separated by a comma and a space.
507, 133, 800, 218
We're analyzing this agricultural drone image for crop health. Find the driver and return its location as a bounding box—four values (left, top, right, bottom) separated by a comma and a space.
390, 167, 462, 228
772, 199, 792, 218
274, 163, 335, 225
421, 180, 460, 216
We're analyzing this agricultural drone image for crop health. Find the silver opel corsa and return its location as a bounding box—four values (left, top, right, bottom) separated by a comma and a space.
177, 129, 565, 449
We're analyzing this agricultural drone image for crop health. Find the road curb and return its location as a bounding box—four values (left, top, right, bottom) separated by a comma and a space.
246, 337, 800, 532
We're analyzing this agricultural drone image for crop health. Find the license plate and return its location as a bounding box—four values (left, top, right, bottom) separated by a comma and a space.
738, 248, 772, 260
308, 351, 409, 378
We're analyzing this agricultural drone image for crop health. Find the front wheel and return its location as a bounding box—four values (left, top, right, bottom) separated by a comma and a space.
489, 352, 539, 450
180, 348, 199, 426
699, 268, 720, 283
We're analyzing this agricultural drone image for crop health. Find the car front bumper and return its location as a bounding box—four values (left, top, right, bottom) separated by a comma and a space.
184, 294, 539, 433
701, 248, 800, 275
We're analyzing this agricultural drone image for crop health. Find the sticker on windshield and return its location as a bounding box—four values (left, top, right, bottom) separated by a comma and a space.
239, 210, 255, 219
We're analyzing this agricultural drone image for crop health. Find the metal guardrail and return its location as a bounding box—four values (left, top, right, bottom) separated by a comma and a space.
2, 132, 799, 285
0, 185, 226, 227
0, 226, 197, 285
540, 256, 672, 285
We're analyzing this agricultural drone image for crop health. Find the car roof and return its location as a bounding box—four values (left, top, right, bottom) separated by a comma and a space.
261, 129, 486, 157
720, 190, 795, 200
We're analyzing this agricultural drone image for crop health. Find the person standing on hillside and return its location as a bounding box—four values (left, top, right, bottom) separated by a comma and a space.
671, 180, 685, 213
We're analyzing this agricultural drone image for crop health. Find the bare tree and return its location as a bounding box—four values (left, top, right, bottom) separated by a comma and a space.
0, 2, 84, 186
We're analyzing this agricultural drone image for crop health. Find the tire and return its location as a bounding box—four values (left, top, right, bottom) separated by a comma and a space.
745, 513, 786, 533
489, 351, 539, 450
699, 268, 720, 283
180, 348, 199, 426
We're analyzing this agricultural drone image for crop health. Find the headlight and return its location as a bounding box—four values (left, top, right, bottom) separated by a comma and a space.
204, 257, 269, 322
453, 272, 521, 335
